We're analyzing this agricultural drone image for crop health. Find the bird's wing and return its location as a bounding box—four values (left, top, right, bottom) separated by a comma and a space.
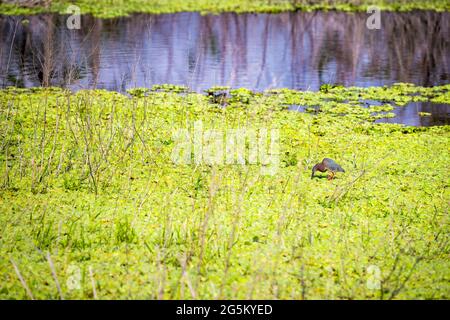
323, 158, 343, 171
323, 158, 337, 166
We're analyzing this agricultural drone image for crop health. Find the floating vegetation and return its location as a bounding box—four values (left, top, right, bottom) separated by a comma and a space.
151, 84, 189, 93
264, 83, 450, 122
0, 0, 449, 18
205, 86, 230, 105
0, 83, 449, 299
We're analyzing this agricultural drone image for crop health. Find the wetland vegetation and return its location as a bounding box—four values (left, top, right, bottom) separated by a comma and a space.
0, 0, 449, 300
0, 83, 449, 299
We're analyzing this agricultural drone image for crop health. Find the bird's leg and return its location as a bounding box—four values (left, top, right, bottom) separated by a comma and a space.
327, 172, 332, 180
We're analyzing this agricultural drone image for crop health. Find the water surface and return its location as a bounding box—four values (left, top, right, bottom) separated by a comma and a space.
1, 11, 449, 125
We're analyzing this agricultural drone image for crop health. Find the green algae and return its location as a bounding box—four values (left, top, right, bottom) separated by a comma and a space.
1, 0, 449, 18
0, 84, 449, 299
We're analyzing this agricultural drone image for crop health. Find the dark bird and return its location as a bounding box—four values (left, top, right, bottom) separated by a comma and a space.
311, 158, 345, 180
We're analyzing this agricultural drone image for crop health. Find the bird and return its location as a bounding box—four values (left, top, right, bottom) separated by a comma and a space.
311, 158, 345, 180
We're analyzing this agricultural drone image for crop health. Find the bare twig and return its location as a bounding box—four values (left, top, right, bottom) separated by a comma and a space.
10, 258, 34, 300
46, 252, 64, 300
89, 266, 98, 299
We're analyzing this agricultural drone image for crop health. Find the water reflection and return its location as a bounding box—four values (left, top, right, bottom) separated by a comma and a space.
1, 11, 449, 91
0, 11, 449, 125
375, 102, 450, 127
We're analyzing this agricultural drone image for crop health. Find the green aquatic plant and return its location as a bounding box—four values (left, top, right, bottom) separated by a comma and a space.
151, 84, 189, 93
229, 88, 256, 104
0, 0, 449, 18
0, 84, 449, 299
127, 88, 150, 97
205, 86, 230, 105
431, 91, 450, 104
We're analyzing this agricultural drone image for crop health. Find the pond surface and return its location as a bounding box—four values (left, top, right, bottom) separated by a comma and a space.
0, 11, 449, 125
374, 102, 450, 127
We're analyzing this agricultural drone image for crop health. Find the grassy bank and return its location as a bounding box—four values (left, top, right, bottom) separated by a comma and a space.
0, 83, 449, 299
0, 0, 449, 18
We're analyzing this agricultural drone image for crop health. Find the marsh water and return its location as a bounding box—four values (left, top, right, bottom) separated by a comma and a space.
1, 11, 449, 126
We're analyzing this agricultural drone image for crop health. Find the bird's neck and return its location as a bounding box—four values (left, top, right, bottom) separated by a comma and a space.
315, 163, 326, 172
